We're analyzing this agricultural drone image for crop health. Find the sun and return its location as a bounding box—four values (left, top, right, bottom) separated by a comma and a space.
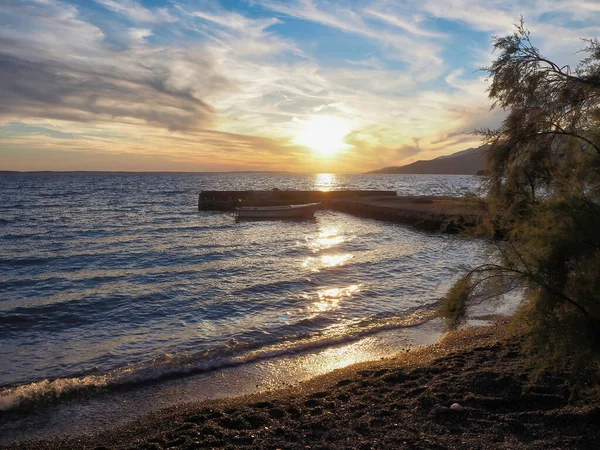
296, 115, 350, 157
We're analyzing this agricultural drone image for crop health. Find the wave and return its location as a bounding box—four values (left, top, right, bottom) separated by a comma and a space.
0, 257, 49, 267
233, 277, 316, 295
0, 308, 437, 413
0, 203, 26, 210
0, 290, 176, 334
155, 189, 189, 195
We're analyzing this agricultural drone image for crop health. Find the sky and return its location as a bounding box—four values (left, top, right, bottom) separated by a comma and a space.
1, 0, 599, 172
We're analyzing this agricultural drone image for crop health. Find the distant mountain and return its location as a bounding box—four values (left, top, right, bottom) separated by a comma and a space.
367, 145, 488, 175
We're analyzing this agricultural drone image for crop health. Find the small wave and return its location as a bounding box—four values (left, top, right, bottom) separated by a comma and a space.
234, 277, 316, 295
156, 189, 189, 195
0, 257, 49, 267
0, 203, 26, 210
0, 308, 437, 413
0, 216, 37, 225
0, 290, 174, 334
0, 314, 31, 325
39, 191, 82, 198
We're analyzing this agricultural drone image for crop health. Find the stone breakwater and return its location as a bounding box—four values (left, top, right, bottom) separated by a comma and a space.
330, 195, 482, 233
198, 190, 397, 210
199, 190, 482, 233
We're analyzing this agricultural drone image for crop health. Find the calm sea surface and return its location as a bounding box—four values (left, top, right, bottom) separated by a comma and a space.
0, 173, 486, 413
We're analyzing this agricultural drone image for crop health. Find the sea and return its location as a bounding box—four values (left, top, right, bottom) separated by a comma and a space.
0, 172, 494, 443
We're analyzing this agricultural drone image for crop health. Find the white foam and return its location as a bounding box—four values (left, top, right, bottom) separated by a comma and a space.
0, 309, 437, 412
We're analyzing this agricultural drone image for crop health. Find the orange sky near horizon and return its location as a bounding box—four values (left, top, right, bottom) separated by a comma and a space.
1, 1, 597, 172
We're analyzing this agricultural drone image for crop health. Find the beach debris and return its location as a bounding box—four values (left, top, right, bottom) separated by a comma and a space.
450, 403, 465, 412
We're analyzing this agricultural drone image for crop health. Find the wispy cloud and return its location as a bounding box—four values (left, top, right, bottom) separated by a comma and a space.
1, 0, 599, 171
94, 0, 176, 23
258, 0, 445, 73
0, 0, 219, 131
364, 9, 446, 38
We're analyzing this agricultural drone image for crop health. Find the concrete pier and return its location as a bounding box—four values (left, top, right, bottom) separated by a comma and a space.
198, 190, 481, 233
330, 195, 481, 232
198, 190, 396, 211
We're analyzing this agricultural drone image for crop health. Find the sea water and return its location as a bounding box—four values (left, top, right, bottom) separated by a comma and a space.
0, 173, 487, 441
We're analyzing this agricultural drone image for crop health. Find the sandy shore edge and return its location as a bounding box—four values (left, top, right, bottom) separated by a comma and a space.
4, 320, 599, 449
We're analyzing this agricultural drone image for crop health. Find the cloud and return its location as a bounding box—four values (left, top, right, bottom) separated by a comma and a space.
94, 0, 176, 23
395, 144, 421, 161
364, 9, 446, 38
0, 51, 215, 131
128, 28, 153, 43
190, 10, 281, 36
3, 0, 600, 172
0, 119, 321, 171
258, 0, 445, 74
0, 0, 222, 131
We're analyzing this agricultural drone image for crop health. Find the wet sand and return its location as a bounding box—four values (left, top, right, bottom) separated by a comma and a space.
5, 320, 599, 449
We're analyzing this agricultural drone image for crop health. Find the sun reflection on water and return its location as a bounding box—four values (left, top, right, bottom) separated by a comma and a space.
303, 222, 354, 271
303, 253, 352, 271
320, 254, 352, 267
308, 227, 345, 252
313, 173, 338, 191
312, 284, 361, 312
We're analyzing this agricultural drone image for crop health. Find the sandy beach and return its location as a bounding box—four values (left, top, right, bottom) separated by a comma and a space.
5, 320, 598, 449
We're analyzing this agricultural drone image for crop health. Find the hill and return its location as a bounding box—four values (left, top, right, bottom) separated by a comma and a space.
367, 145, 488, 175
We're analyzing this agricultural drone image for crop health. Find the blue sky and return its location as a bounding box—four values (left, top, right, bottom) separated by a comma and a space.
1, 0, 599, 172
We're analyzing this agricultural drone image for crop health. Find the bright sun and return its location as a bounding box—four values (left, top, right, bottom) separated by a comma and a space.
296, 115, 350, 157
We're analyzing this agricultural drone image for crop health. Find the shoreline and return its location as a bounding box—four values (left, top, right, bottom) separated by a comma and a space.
5, 320, 598, 449
0, 317, 446, 445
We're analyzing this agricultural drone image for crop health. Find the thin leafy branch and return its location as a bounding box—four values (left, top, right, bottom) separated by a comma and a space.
439, 19, 600, 380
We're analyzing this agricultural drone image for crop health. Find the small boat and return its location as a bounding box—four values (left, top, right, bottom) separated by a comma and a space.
236, 202, 320, 220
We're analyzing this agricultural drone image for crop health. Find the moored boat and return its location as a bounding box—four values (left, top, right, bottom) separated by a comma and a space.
235, 202, 320, 220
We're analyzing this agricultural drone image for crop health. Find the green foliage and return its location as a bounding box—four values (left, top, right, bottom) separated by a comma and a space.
438, 276, 472, 330
439, 19, 600, 380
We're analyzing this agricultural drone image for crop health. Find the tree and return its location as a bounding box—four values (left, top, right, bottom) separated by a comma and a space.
439, 19, 600, 378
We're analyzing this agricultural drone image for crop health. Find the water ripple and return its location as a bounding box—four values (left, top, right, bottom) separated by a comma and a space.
0, 173, 487, 392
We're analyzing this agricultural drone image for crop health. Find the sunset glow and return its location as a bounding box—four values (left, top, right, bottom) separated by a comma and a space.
0, 1, 598, 172
296, 116, 350, 158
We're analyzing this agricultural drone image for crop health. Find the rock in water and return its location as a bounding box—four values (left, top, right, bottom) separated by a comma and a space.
450, 403, 464, 412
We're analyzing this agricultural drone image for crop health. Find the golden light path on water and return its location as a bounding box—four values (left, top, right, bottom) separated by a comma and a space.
302, 253, 353, 271
1, 319, 446, 445
313, 172, 338, 190
300, 222, 359, 312
0, 172, 498, 445
311, 285, 361, 313
303, 222, 353, 274
308, 227, 346, 250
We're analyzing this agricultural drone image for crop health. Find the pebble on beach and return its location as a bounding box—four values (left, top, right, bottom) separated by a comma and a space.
432, 405, 451, 415
432, 403, 464, 416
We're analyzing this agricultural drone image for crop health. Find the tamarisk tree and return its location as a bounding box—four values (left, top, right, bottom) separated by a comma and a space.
439, 20, 600, 376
